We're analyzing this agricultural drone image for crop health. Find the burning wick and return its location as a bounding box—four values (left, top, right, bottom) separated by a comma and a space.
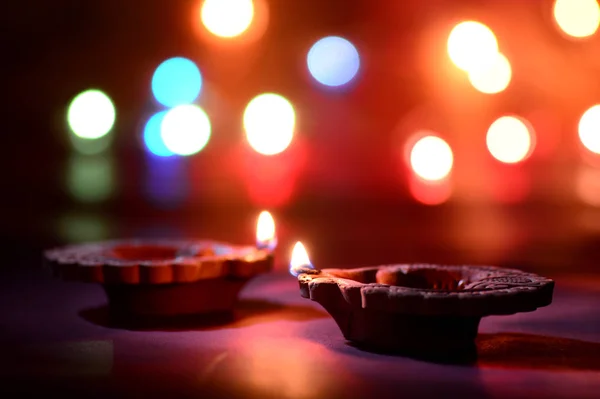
256, 210, 277, 251
289, 241, 319, 277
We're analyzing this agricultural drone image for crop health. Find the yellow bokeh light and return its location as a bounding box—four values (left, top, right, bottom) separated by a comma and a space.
553, 0, 600, 38
410, 135, 454, 181
468, 53, 511, 94
579, 104, 600, 154
486, 116, 534, 164
447, 21, 499, 72
243, 93, 296, 155
161, 104, 211, 156
67, 90, 116, 139
201, 0, 254, 38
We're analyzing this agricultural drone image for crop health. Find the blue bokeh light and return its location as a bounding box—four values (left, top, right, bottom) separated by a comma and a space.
151, 57, 202, 107
143, 111, 175, 157
307, 36, 360, 87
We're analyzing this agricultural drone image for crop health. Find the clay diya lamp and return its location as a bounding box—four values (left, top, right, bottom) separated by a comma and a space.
44, 211, 277, 320
290, 242, 554, 357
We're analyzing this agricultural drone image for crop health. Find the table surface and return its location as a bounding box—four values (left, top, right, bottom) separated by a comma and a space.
1, 268, 600, 399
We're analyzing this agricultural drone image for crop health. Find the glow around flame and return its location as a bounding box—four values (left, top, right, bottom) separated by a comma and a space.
289, 241, 313, 276
256, 210, 276, 250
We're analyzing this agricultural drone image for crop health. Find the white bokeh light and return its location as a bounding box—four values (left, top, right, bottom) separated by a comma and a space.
243, 93, 296, 155
409, 135, 454, 181
161, 104, 211, 156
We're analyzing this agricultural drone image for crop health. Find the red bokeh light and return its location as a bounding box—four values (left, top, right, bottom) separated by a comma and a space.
232, 138, 307, 207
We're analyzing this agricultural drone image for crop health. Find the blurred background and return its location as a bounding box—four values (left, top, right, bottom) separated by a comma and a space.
4, 0, 600, 278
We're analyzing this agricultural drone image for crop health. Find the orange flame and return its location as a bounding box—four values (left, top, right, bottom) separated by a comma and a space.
256, 210, 276, 250
289, 241, 313, 276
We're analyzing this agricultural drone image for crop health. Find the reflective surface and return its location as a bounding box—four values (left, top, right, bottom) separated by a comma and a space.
1, 269, 599, 398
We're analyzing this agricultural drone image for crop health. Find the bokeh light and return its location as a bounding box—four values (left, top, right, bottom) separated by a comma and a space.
408, 173, 452, 205
243, 93, 296, 155
151, 57, 202, 108
143, 111, 175, 157
467, 53, 511, 94
161, 105, 211, 156
486, 116, 535, 164
579, 104, 600, 154
553, 0, 600, 38
67, 155, 115, 203
70, 134, 113, 155
447, 21, 499, 72
201, 0, 254, 38
307, 36, 360, 87
409, 135, 454, 181
67, 90, 116, 139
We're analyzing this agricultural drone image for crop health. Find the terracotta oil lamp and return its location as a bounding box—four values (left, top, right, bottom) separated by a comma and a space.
290, 242, 554, 356
45, 211, 277, 319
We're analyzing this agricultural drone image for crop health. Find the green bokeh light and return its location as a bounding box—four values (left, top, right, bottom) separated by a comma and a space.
67, 89, 116, 140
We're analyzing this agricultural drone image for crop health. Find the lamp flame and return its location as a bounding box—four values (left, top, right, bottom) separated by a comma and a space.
289, 241, 313, 277
256, 210, 276, 250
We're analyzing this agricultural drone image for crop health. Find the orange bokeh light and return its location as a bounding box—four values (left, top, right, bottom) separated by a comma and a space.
193, 0, 269, 46
553, 0, 600, 39
486, 116, 535, 164
579, 104, 600, 154
447, 21, 499, 72
408, 134, 454, 181
200, 0, 254, 38
468, 53, 512, 94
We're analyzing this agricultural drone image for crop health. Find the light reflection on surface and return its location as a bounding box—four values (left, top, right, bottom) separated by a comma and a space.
69, 133, 113, 155
57, 212, 113, 243
66, 154, 115, 203
408, 173, 452, 205
143, 155, 189, 209
235, 338, 332, 399
236, 141, 305, 207
576, 165, 600, 206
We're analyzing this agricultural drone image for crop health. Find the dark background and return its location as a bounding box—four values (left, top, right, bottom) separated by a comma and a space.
2, 1, 600, 397
4, 0, 600, 274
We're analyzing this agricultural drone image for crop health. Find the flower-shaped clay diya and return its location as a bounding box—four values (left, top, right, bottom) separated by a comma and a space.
290, 243, 554, 355
44, 212, 276, 319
